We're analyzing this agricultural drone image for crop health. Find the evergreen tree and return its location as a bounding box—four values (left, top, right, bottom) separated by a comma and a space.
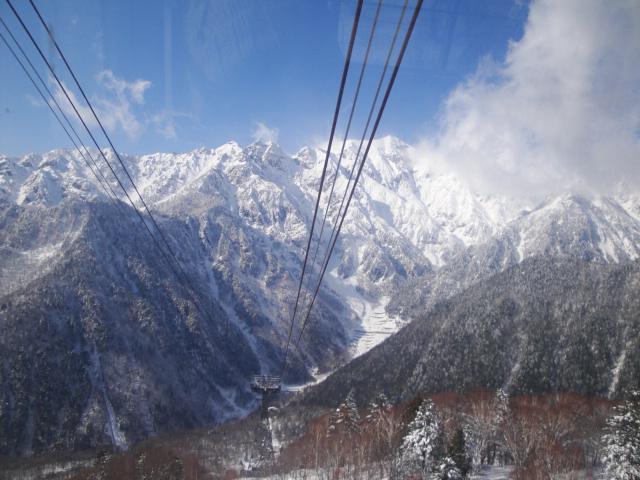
603, 390, 640, 480
448, 427, 471, 477
400, 399, 445, 476
494, 388, 510, 427
328, 389, 360, 437
433, 456, 462, 480
366, 392, 391, 425
493, 388, 511, 465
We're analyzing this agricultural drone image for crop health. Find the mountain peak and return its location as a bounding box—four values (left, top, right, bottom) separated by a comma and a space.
244, 140, 291, 171
214, 141, 242, 157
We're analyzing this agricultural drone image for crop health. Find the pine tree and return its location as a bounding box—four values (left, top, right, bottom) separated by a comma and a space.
433, 456, 463, 480
494, 388, 510, 427
400, 398, 445, 476
366, 392, 391, 426
328, 389, 360, 437
493, 388, 511, 465
603, 390, 640, 480
448, 427, 471, 477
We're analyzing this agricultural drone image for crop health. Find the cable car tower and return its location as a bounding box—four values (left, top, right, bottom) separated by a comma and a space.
250, 375, 281, 419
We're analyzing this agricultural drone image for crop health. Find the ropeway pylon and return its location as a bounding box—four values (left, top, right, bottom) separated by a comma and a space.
250, 375, 281, 419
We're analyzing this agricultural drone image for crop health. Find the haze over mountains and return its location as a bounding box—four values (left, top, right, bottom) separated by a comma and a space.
0, 137, 638, 455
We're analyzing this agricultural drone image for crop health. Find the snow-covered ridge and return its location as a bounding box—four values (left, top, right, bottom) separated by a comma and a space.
1, 137, 511, 269
2, 137, 638, 263
1, 137, 639, 354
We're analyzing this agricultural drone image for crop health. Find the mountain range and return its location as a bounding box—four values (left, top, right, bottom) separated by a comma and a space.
0, 137, 638, 455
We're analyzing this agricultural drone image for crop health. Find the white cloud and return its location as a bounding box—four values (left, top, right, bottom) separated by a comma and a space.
150, 110, 193, 140
50, 70, 152, 140
152, 112, 177, 140
25, 93, 45, 108
94, 96, 144, 139
51, 79, 99, 129
416, 0, 640, 198
252, 122, 279, 144
96, 70, 150, 105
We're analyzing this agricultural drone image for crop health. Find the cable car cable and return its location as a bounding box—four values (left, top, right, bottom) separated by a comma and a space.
307, 0, 383, 280
26, 0, 190, 286
8, 0, 216, 325
317, 0, 409, 298
0, 17, 122, 207
284, 0, 409, 378
280, 0, 364, 378
293, 0, 423, 354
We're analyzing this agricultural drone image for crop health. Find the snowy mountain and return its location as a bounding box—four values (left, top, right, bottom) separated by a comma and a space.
389, 192, 640, 318
0, 137, 638, 454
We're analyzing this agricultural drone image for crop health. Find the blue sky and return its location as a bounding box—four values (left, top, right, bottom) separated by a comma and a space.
2, 0, 529, 156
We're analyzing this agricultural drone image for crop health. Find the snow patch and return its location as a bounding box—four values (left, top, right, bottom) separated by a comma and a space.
103, 390, 127, 450
285, 368, 331, 393
609, 338, 629, 398
267, 415, 281, 458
